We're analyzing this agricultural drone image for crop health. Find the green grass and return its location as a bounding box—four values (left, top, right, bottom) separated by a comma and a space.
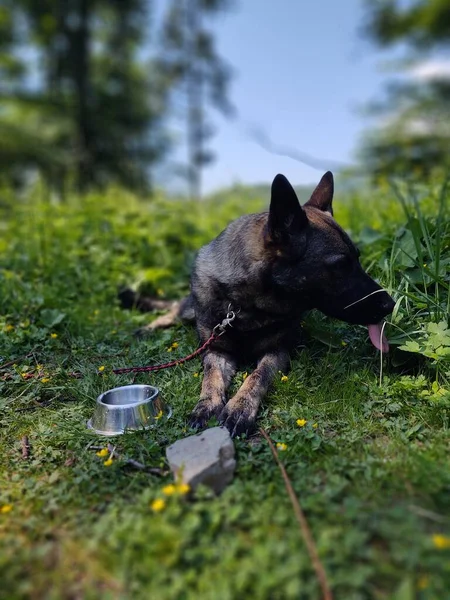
0, 182, 449, 599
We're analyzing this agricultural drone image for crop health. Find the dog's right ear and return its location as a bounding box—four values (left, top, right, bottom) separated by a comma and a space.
268, 174, 308, 242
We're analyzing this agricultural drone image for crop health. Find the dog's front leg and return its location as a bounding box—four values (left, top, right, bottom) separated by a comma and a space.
219, 351, 289, 437
189, 351, 237, 429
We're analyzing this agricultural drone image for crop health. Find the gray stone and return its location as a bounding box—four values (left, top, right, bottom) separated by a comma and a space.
166, 426, 236, 494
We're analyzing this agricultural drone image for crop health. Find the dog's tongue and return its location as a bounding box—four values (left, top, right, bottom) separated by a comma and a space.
367, 323, 389, 353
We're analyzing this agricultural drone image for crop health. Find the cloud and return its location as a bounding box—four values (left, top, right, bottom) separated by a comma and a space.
409, 60, 450, 81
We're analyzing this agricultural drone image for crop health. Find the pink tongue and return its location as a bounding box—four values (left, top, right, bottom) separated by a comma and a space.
367, 323, 389, 353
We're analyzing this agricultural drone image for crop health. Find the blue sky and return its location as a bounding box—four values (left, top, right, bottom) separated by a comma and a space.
188, 0, 392, 193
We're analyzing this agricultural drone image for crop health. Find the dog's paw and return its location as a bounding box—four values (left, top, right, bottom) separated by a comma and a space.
218, 403, 256, 438
189, 399, 222, 430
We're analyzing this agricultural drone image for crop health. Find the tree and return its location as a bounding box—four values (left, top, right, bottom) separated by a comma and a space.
0, 0, 170, 192
360, 0, 450, 181
159, 0, 234, 199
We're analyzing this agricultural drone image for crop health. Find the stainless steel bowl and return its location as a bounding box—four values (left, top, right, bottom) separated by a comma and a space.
87, 384, 171, 436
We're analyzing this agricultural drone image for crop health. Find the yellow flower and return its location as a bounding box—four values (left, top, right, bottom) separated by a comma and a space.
312, 423, 318, 429
154, 410, 163, 420
417, 576, 429, 590
432, 534, 450, 549
167, 347, 173, 353
242, 372, 248, 380
50, 333, 58, 339
171, 342, 179, 349
296, 419, 307, 427
177, 483, 190, 495
151, 498, 166, 512
98, 365, 105, 372
341, 341, 348, 347
281, 375, 288, 382
41, 377, 51, 383
193, 372, 199, 378
96, 448, 109, 457
276, 442, 287, 451
4, 324, 14, 333
162, 484, 177, 496
0, 504, 13, 514
103, 458, 113, 467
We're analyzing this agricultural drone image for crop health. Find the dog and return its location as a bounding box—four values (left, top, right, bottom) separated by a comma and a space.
122, 172, 395, 436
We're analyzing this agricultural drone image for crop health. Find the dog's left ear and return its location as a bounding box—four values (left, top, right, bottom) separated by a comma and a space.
305, 171, 334, 215
268, 174, 308, 243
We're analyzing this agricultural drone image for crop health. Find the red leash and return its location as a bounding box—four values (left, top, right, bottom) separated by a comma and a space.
111, 308, 236, 376
111, 331, 217, 375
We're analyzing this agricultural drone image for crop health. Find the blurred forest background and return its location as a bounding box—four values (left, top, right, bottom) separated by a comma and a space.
0, 0, 449, 200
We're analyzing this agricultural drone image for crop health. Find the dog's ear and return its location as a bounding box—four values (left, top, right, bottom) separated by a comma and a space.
305, 171, 334, 215
268, 174, 308, 242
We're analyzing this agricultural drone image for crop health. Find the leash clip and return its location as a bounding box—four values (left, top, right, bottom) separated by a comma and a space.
213, 304, 236, 336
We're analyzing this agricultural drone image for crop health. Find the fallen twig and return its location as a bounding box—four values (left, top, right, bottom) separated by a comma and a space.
89, 444, 167, 476
259, 427, 333, 600
21, 436, 30, 460
0, 352, 34, 371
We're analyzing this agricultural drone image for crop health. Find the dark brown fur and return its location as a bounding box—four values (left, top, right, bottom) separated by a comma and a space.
126, 172, 395, 436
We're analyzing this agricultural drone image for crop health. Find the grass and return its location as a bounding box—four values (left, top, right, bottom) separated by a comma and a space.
0, 181, 449, 599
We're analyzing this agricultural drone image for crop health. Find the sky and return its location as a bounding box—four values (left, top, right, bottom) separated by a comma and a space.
183, 0, 393, 193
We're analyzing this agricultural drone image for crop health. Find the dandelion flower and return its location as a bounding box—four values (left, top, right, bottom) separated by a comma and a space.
417, 576, 429, 590
281, 375, 288, 382
242, 372, 248, 380
41, 377, 51, 384
151, 498, 166, 512
276, 442, 287, 451
177, 483, 190, 495
312, 423, 318, 429
171, 342, 179, 349
167, 347, 173, 353
50, 333, 58, 339
98, 365, 105, 372
0, 504, 13, 514
4, 324, 14, 333
432, 534, 450, 549
193, 372, 199, 378
103, 458, 113, 467
96, 448, 109, 457
154, 410, 163, 420
296, 419, 307, 427
162, 484, 177, 496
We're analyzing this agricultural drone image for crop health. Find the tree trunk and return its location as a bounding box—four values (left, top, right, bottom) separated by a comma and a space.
186, 0, 202, 200
73, 0, 93, 191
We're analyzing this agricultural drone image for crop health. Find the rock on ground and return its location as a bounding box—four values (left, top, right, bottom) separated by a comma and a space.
166, 426, 236, 494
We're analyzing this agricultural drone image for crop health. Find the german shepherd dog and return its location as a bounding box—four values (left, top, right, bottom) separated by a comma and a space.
121, 172, 395, 436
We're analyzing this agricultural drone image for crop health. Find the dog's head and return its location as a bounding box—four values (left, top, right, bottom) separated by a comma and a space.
266, 172, 395, 352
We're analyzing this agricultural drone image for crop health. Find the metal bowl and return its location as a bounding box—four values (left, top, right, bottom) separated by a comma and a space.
87, 384, 171, 436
